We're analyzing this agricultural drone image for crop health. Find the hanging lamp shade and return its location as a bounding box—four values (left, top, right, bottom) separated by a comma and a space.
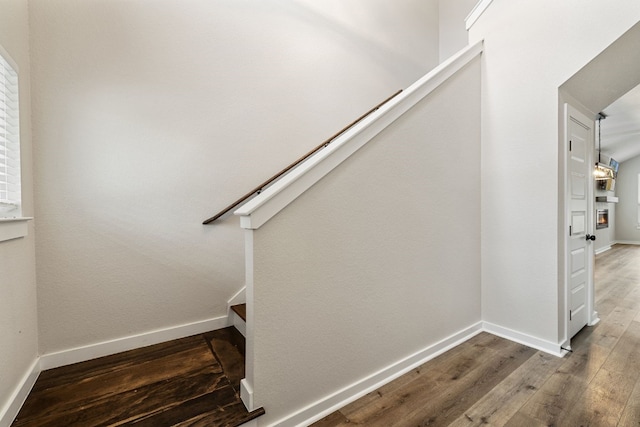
594, 162, 614, 180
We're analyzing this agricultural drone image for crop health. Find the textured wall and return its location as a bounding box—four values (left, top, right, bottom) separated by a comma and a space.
250, 57, 481, 425
29, 0, 440, 354
469, 1, 640, 344
438, 0, 477, 62
616, 154, 640, 243
0, 0, 38, 420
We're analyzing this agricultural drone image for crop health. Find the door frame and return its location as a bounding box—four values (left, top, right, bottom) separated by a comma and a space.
561, 102, 600, 350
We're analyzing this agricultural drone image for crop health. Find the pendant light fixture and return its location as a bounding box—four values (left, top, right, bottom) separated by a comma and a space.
594, 112, 614, 180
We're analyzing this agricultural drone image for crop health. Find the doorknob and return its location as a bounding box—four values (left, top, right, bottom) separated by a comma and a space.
585, 234, 596, 241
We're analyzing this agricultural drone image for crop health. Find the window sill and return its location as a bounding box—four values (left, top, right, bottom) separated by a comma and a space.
0, 217, 33, 242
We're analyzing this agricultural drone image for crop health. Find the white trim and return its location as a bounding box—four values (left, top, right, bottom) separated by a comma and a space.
228, 286, 247, 336
268, 322, 483, 427
0, 358, 39, 427
235, 41, 484, 230
241, 379, 255, 412
39, 315, 229, 370
595, 245, 612, 255
242, 229, 256, 411
0, 43, 19, 73
231, 309, 246, 337
482, 322, 565, 357
228, 286, 246, 307
614, 240, 640, 246
0, 217, 32, 243
465, 0, 494, 30
562, 104, 597, 349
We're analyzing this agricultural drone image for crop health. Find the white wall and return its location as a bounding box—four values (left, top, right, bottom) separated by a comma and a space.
616, 154, 640, 244
592, 153, 616, 252
594, 197, 616, 253
439, 0, 477, 62
249, 56, 481, 426
469, 1, 640, 345
28, 0, 440, 354
0, 0, 38, 423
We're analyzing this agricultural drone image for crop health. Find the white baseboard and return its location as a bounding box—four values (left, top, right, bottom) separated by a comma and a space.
241, 379, 254, 412
595, 245, 612, 255
482, 321, 564, 357
0, 358, 39, 427
613, 240, 640, 246
270, 322, 483, 427
40, 315, 229, 370
231, 310, 246, 337
228, 286, 246, 307
589, 311, 601, 327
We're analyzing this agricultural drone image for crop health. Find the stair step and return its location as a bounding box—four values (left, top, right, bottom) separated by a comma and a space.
230, 304, 246, 337
231, 303, 247, 321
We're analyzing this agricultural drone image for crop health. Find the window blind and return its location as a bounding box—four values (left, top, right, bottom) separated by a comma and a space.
0, 51, 20, 215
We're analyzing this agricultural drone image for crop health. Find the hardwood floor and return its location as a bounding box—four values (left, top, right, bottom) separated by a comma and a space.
12, 245, 640, 426
314, 244, 640, 427
12, 327, 264, 427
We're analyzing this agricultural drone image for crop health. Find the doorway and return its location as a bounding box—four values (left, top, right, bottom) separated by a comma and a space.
564, 104, 596, 341
560, 21, 640, 349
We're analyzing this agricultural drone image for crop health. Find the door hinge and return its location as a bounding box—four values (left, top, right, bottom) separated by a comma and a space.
570, 310, 572, 321
569, 140, 572, 151
569, 225, 572, 236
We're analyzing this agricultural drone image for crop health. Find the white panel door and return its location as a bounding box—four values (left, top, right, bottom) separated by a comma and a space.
567, 107, 593, 339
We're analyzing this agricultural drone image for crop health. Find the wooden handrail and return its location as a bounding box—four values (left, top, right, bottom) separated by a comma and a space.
203, 89, 403, 224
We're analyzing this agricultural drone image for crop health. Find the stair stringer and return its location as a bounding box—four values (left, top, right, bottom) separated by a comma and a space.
237, 42, 484, 426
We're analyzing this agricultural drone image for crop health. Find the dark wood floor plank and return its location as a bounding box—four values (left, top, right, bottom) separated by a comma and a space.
171, 403, 265, 427
230, 304, 247, 322
12, 330, 262, 427
16, 341, 219, 423
13, 367, 228, 427
205, 327, 246, 394
31, 334, 211, 392
125, 385, 259, 427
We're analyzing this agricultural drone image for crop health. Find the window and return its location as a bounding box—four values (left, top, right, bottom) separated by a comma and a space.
0, 48, 20, 218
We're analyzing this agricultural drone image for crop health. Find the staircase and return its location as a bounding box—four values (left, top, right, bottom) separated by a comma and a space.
12, 318, 264, 427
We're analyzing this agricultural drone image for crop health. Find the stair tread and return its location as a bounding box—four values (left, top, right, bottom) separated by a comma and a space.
204, 326, 246, 394
231, 303, 247, 322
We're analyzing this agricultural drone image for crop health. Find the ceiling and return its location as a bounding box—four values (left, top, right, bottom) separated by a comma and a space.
599, 83, 640, 163
557, 21, 640, 164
